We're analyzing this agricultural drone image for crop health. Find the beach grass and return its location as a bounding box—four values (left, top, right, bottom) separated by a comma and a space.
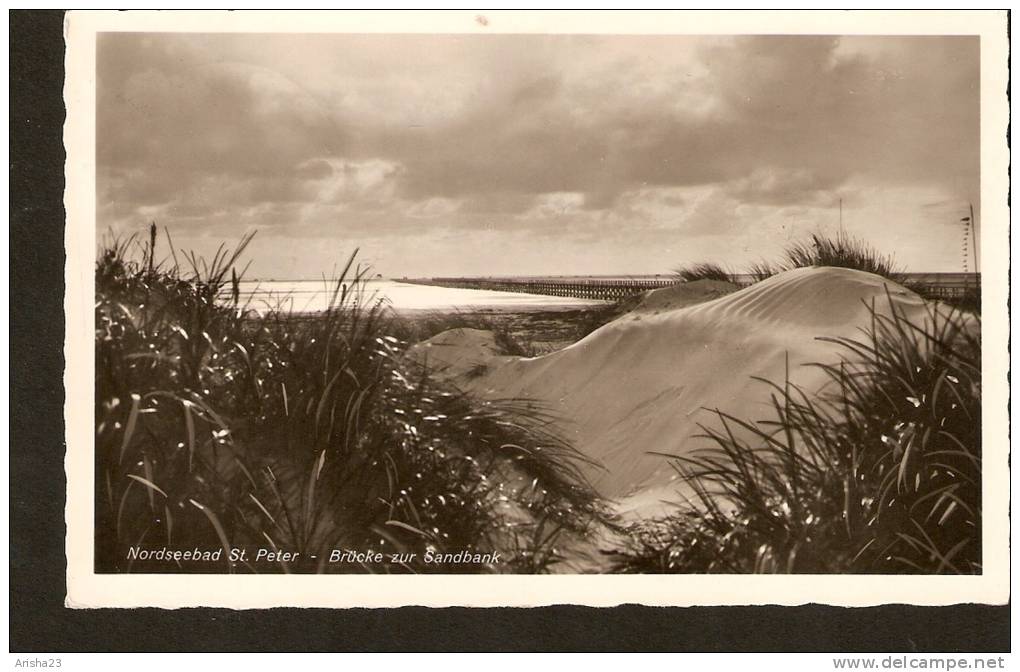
674, 262, 735, 283
742, 232, 978, 311
610, 295, 981, 574
679, 233, 902, 286
782, 232, 903, 282
95, 229, 604, 574
746, 260, 782, 283
97, 226, 982, 575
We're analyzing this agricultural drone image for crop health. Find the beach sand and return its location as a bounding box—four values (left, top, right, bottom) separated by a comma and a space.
408, 268, 960, 517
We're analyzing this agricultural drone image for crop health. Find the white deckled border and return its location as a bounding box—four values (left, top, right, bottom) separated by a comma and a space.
63, 9, 1011, 609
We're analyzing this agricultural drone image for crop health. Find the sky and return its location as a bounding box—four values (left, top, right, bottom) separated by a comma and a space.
97, 33, 979, 278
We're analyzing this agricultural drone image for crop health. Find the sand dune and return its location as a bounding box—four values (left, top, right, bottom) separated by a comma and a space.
407, 267, 944, 518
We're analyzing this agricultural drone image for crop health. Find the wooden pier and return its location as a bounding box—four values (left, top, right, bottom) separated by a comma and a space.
403, 273, 980, 303
405, 277, 678, 301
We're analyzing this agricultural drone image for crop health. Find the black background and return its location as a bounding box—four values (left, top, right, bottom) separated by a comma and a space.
9, 9, 1010, 653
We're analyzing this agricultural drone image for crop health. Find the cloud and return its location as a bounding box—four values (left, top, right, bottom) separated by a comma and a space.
96, 33, 979, 275
724, 167, 839, 207
98, 34, 348, 222
350, 35, 976, 211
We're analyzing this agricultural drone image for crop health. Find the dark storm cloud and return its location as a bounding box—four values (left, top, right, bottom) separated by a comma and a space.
346, 35, 976, 210
98, 34, 347, 212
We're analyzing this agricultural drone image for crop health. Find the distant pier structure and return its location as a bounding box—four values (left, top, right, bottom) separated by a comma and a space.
403, 273, 980, 303
404, 277, 676, 301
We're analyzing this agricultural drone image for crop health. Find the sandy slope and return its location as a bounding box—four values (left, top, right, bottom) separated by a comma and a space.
407, 268, 941, 519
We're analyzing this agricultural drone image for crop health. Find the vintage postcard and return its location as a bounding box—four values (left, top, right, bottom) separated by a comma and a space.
63, 10, 1010, 608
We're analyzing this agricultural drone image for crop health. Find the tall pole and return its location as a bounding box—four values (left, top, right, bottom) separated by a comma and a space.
970, 203, 978, 273
839, 198, 843, 236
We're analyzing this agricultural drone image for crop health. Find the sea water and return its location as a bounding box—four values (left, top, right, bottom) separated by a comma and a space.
232, 280, 604, 314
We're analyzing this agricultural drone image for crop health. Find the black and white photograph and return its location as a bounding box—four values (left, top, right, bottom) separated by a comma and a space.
56, 10, 1009, 609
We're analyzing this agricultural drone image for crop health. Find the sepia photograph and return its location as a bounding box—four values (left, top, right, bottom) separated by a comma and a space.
58, 10, 1010, 608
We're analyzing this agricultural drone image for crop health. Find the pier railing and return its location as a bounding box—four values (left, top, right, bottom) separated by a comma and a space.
402, 273, 980, 303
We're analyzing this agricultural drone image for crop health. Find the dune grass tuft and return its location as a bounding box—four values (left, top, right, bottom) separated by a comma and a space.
735, 233, 903, 285
610, 295, 981, 574
674, 262, 734, 284
746, 260, 782, 283
782, 232, 903, 282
